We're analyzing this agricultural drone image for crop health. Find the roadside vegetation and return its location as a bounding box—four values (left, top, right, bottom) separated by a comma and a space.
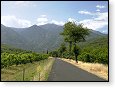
1, 57, 54, 81
1, 44, 54, 81
50, 21, 108, 65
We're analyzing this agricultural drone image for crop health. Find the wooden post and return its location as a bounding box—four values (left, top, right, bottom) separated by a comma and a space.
39, 62, 40, 81
23, 68, 25, 81
39, 72, 40, 81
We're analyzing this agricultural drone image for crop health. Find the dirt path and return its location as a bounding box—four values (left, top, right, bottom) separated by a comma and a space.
48, 58, 107, 81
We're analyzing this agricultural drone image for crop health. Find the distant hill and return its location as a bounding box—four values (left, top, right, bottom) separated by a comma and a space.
81, 35, 108, 48
1, 24, 106, 52
1, 24, 30, 50
1, 44, 32, 54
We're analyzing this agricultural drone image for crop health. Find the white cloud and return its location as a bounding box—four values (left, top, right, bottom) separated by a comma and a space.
50, 20, 65, 26
96, 9, 100, 12
96, 5, 106, 9
1, 15, 32, 28
78, 8, 108, 31
18, 19, 32, 28
37, 16, 48, 25
41, 15, 47, 17
78, 10, 93, 15
78, 11, 108, 30
68, 18, 77, 22
37, 18, 48, 22
94, 12, 108, 21
37, 15, 65, 26
1, 15, 65, 27
79, 19, 107, 30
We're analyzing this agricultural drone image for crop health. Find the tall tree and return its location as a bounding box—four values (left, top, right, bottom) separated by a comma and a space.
61, 22, 76, 52
61, 21, 89, 63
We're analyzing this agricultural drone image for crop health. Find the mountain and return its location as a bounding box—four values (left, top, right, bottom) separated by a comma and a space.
1, 24, 30, 49
1, 24, 106, 52
86, 29, 106, 40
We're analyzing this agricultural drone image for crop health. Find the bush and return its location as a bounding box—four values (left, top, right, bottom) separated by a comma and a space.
78, 47, 108, 64
1, 52, 49, 68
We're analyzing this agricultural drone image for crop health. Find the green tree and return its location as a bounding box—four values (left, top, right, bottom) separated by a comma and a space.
50, 51, 59, 57
58, 43, 66, 57
61, 22, 75, 52
61, 21, 89, 63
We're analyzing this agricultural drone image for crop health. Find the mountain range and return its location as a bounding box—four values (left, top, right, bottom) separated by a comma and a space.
1, 24, 107, 52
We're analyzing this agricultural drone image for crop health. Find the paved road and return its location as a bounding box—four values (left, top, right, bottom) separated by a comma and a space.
48, 58, 107, 81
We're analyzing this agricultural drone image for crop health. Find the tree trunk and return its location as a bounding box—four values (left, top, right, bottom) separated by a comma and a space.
69, 41, 72, 52
47, 50, 48, 54
74, 43, 78, 63
69, 41, 72, 59
75, 53, 78, 63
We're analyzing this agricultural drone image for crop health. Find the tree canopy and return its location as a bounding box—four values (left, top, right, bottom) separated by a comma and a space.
61, 21, 90, 62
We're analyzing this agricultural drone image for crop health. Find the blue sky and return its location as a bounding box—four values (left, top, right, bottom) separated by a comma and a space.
1, 1, 108, 34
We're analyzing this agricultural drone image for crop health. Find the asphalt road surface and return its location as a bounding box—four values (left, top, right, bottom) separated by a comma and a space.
48, 58, 107, 81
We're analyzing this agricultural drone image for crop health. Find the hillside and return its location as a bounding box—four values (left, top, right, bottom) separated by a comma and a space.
85, 35, 108, 48
1, 24, 30, 50
1, 44, 32, 54
78, 35, 108, 64
1, 24, 106, 52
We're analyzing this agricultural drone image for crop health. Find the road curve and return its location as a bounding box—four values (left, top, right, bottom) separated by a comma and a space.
48, 58, 107, 81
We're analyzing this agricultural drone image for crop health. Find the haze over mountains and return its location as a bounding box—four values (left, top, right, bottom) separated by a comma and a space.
1, 24, 107, 52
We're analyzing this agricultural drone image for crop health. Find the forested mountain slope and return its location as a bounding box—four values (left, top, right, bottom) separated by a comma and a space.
1, 24, 106, 52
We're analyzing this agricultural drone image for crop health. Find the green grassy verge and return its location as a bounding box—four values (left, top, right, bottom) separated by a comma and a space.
1, 57, 54, 81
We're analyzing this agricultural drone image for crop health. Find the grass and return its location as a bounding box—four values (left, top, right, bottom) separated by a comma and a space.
61, 58, 108, 80
33, 57, 55, 81
1, 57, 54, 81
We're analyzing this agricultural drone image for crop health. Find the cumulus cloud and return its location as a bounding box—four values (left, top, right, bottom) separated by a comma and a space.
41, 15, 47, 17
1, 14, 65, 27
78, 10, 108, 31
18, 19, 32, 28
96, 5, 106, 9
50, 20, 65, 26
96, 9, 100, 12
36, 15, 48, 25
37, 18, 48, 22
79, 19, 107, 30
94, 12, 108, 21
68, 18, 77, 22
37, 15, 65, 26
78, 10, 93, 15
1, 15, 32, 28
78, 12, 108, 30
